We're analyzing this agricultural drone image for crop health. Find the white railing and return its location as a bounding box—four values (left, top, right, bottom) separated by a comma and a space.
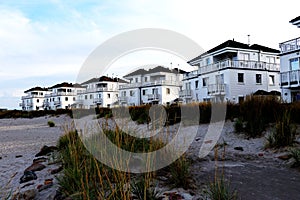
279, 37, 300, 54
199, 59, 280, 74
147, 94, 160, 101
119, 80, 182, 89
93, 98, 102, 104
179, 90, 193, 98
21, 94, 45, 99
118, 96, 128, 102
183, 70, 198, 79
281, 69, 300, 86
207, 84, 226, 95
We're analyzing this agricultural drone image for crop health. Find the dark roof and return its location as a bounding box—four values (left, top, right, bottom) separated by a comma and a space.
81, 76, 127, 85
81, 78, 99, 85
250, 44, 280, 54
117, 78, 129, 84
24, 87, 49, 93
124, 69, 147, 77
99, 76, 117, 82
188, 40, 280, 63
290, 16, 300, 23
50, 82, 75, 89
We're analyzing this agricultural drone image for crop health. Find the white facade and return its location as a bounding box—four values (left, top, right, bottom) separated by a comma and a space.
279, 16, 300, 103
76, 76, 124, 109
119, 66, 184, 106
20, 87, 51, 111
182, 40, 280, 103
44, 83, 84, 110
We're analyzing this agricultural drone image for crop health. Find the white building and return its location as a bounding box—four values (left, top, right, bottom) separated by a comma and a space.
279, 16, 300, 102
44, 82, 85, 110
181, 40, 281, 103
20, 87, 51, 111
76, 76, 126, 109
118, 66, 185, 106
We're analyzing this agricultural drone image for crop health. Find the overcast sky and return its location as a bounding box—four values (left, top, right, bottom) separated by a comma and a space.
0, 0, 299, 109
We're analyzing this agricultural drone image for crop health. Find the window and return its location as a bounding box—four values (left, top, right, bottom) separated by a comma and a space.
290, 58, 299, 71
269, 75, 275, 85
203, 77, 209, 87
122, 91, 126, 96
107, 93, 111, 98
85, 95, 87, 100
266, 56, 275, 63
142, 90, 146, 95
73, 97, 75, 101
65, 97, 68, 101
238, 73, 244, 83
135, 78, 138, 83
144, 77, 148, 82
90, 94, 93, 99
206, 58, 211, 65
195, 80, 199, 89
37, 99, 39, 103
130, 90, 134, 96
166, 88, 170, 94
238, 96, 244, 103
58, 97, 60, 101
240, 53, 249, 60
256, 74, 262, 84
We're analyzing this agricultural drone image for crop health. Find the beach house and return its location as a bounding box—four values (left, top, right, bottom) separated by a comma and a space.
43, 82, 85, 110
279, 16, 300, 102
20, 87, 51, 111
181, 39, 281, 103
118, 66, 185, 106
75, 76, 127, 109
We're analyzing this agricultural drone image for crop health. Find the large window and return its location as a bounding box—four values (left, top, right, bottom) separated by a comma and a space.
290, 58, 299, 71
269, 75, 275, 85
166, 88, 170, 95
195, 80, 199, 89
256, 74, 262, 84
238, 73, 244, 83
240, 53, 250, 60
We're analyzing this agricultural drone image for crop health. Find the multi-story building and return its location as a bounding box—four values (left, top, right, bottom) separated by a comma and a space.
75, 76, 126, 109
118, 66, 185, 106
20, 87, 51, 111
181, 39, 281, 103
43, 82, 85, 110
279, 16, 300, 102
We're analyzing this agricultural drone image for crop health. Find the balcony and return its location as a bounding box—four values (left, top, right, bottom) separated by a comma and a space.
183, 70, 198, 80
147, 94, 160, 101
119, 80, 182, 89
75, 99, 84, 105
93, 98, 102, 104
279, 37, 300, 54
199, 59, 280, 74
118, 96, 128, 103
54, 100, 61, 106
207, 84, 226, 95
179, 90, 193, 98
19, 103, 24, 107
281, 70, 300, 87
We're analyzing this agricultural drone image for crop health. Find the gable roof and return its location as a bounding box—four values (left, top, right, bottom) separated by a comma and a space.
124, 69, 147, 77
24, 87, 49, 93
188, 40, 280, 63
124, 66, 186, 78
290, 16, 300, 23
50, 82, 75, 89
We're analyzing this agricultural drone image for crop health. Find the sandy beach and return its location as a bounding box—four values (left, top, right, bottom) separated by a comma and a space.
1, 115, 300, 199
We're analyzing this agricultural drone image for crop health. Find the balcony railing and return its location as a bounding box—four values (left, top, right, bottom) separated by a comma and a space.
119, 80, 182, 89
93, 98, 102, 104
199, 59, 280, 74
21, 94, 45, 99
118, 96, 128, 103
183, 70, 198, 79
279, 37, 300, 54
54, 100, 61, 106
179, 90, 193, 98
281, 69, 300, 87
147, 94, 160, 101
75, 99, 84, 104
207, 84, 226, 95
77, 87, 114, 94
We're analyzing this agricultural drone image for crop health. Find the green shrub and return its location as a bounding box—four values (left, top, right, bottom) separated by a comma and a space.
234, 118, 243, 133
131, 178, 161, 200
206, 175, 238, 200
47, 120, 55, 127
266, 110, 296, 148
290, 148, 300, 168
168, 156, 191, 189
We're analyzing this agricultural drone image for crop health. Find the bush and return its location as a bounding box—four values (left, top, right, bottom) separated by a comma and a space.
47, 120, 55, 127
168, 156, 191, 189
206, 175, 238, 200
234, 118, 243, 133
131, 178, 161, 200
266, 110, 296, 148
290, 148, 300, 168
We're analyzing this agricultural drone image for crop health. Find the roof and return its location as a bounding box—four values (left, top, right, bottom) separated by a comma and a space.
24, 87, 49, 93
290, 16, 300, 23
188, 40, 280, 63
50, 82, 76, 89
124, 66, 186, 77
81, 76, 127, 85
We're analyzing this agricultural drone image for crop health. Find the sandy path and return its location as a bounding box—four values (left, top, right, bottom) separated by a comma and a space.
0, 115, 72, 193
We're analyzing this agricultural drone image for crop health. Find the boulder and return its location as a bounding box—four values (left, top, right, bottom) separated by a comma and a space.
20, 171, 37, 184
25, 163, 46, 172
35, 145, 58, 157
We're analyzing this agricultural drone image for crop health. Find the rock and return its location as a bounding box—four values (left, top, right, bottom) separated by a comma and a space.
12, 189, 37, 200
195, 137, 201, 141
38, 182, 53, 192
35, 145, 58, 157
0, 156, 2, 159
16, 155, 23, 158
51, 166, 63, 174
20, 171, 37, 183
234, 147, 244, 151
44, 178, 53, 185
277, 154, 292, 160
258, 152, 264, 157
25, 163, 46, 172
33, 157, 47, 163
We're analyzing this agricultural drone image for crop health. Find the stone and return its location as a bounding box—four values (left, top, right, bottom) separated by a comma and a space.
25, 163, 46, 172
234, 147, 244, 151
22, 189, 37, 200
16, 155, 23, 158
258, 152, 264, 157
35, 145, 58, 157
51, 166, 63, 174
21, 182, 35, 189
20, 171, 37, 184
38, 182, 53, 192
277, 154, 292, 160
33, 157, 47, 163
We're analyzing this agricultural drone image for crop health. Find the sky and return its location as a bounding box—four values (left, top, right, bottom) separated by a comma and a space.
0, 0, 299, 109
